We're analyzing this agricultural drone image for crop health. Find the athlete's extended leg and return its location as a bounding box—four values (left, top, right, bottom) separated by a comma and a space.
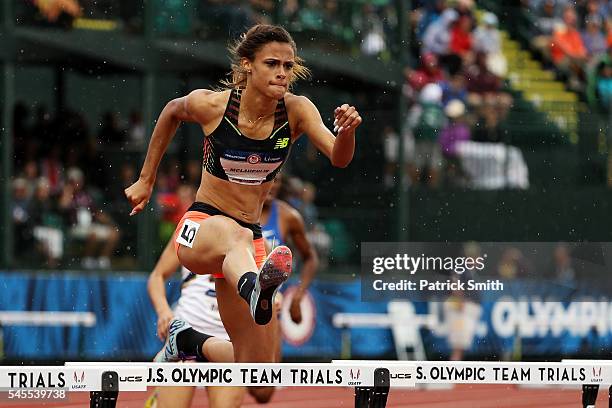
247, 302, 283, 403
207, 386, 245, 408
216, 278, 279, 362
147, 387, 195, 408
216, 278, 280, 403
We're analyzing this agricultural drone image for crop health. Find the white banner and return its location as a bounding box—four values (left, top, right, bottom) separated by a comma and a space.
333, 360, 612, 385
0, 361, 609, 392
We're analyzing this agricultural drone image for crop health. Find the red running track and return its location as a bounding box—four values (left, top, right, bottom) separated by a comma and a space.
2, 384, 609, 407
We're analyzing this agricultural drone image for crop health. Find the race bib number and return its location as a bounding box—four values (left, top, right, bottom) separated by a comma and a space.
176, 219, 200, 248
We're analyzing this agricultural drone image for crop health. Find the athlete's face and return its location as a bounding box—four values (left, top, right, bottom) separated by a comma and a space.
244, 42, 295, 100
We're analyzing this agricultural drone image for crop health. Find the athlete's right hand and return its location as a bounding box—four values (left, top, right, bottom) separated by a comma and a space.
124, 178, 153, 216
157, 310, 174, 340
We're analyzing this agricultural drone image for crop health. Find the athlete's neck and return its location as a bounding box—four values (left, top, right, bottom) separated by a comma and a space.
241, 86, 277, 118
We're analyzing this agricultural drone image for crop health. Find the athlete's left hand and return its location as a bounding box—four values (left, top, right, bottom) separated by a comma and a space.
333, 104, 362, 136
157, 309, 174, 340
289, 296, 302, 324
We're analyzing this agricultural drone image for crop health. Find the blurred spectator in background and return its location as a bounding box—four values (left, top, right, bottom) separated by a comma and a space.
31, 0, 82, 25
439, 100, 470, 185
98, 111, 126, 146
383, 125, 411, 189
40, 146, 64, 195
127, 110, 145, 150
30, 177, 64, 268
594, 58, 612, 109
454, 0, 475, 21
300, 182, 319, 230
547, 243, 576, 285
32, 105, 54, 149
531, 0, 560, 59
472, 101, 504, 143
497, 247, 531, 279
473, 12, 501, 55
440, 73, 468, 106
405, 83, 445, 187
165, 159, 182, 192
157, 183, 196, 243
403, 53, 445, 103
551, 6, 587, 89
13, 103, 31, 168
473, 12, 508, 77
581, 14, 607, 58
361, 3, 387, 57
60, 167, 119, 269
606, 17, 612, 48
444, 241, 482, 361
200, 0, 256, 39
440, 99, 470, 157
22, 160, 39, 199
423, 8, 459, 56
111, 163, 136, 203
449, 15, 473, 59
465, 52, 513, 118
465, 52, 502, 101
276, 174, 330, 266
12, 178, 32, 253
415, 0, 447, 41
581, 0, 609, 28
184, 159, 203, 186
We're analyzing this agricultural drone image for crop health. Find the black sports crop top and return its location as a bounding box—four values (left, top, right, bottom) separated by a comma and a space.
203, 88, 292, 185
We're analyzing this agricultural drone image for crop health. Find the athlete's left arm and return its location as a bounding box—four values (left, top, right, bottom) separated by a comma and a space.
285, 205, 319, 323
148, 239, 181, 340
294, 96, 362, 168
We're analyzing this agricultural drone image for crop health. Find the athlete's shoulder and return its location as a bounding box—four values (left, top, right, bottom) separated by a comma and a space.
284, 93, 320, 134
284, 92, 316, 112
185, 89, 231, 121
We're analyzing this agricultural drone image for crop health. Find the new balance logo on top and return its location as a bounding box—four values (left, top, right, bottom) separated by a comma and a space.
274, 138, 289, 149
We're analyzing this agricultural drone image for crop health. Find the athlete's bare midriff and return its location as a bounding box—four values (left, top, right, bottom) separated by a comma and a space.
193, 89, 297, 224
195, 172, 273, 224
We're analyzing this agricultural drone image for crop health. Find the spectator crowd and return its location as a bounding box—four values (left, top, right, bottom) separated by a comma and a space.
11, 101, 332, 270
385, 0, 523, 190
527, 0, 612, 109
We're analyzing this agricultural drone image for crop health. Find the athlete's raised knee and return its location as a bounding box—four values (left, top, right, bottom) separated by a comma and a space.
248, 386, 275, 404
231, 225, 254, 245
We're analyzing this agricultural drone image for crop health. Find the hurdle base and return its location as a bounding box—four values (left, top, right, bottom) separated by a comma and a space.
582, 384, 599, 408
354, 368, 390, 408
90, 371, 119, 408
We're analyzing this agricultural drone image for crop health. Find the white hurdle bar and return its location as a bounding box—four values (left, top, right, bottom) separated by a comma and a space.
0, 311, 96, 327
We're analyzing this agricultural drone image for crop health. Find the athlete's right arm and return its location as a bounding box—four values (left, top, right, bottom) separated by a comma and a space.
147, 239, 182, 340
125, 89, 213, 215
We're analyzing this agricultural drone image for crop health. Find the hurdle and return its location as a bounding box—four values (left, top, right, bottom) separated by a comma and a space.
0, 311, 96, 326
1, 360, 611, 407
564, 360, 612, 408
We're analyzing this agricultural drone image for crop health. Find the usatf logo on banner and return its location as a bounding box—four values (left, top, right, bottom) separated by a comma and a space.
347, 368, 362, 386
70, 370, 86, 390
589, 366, 604, 383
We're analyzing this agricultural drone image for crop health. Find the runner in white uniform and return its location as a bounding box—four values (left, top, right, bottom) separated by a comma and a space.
173, 270, 229, 341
